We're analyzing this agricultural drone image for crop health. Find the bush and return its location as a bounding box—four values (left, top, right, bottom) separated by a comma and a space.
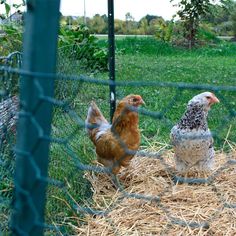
170, 21, 221, 48
196, 24, 221, 45
58, 25, 108, 72
0, 23, 23, 56
155, 21, 174, 43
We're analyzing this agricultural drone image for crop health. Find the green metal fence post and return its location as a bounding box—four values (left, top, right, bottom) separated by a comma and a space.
108, 0, 116, 121
11, 0, 60, 235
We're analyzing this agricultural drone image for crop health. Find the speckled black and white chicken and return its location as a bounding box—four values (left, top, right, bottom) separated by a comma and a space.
170, 92, 220, 172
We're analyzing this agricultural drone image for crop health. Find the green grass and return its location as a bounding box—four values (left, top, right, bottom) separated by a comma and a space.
98, 37, 236, 145
116, 53, 236, 143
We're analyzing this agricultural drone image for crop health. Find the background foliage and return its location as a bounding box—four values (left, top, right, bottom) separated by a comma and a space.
58, 24, 108, 72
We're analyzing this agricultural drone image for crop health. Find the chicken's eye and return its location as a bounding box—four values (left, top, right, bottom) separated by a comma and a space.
206, 96, 211, 100
132, 98, 138, 102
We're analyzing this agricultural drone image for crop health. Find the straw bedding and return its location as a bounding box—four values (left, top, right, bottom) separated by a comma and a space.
76, 146, 236, 235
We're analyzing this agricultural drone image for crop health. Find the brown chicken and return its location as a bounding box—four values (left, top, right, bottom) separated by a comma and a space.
86, 94, 145, 174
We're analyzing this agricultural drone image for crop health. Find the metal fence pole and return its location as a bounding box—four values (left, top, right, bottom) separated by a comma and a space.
11, 0, 60, 235
108, 0, 116, 121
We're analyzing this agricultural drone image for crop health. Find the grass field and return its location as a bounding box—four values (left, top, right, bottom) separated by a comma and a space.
113, 38, 236, 145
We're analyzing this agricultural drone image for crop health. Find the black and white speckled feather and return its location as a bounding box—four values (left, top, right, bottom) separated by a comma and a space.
177, 102, 208, 131
170, 92, 219, 172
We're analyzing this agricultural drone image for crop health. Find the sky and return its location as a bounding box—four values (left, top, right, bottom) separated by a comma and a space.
60, 0, 178, 21
1, 0, 222, 21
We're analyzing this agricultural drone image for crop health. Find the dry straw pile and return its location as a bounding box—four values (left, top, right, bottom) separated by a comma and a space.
75, 144, 236, 235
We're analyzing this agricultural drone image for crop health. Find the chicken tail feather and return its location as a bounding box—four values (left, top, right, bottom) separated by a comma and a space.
86, 101, 110, 144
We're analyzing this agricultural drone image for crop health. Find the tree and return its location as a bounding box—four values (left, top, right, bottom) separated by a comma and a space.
154, 19, 174, 42
114, 19, 124, 34
144, 14, 161, 24
0, 0, 25, 18
218, 0, 236, 39
125, 12, 134, 33
139, 18, 149, 34
147, 17, 165, 35
230, 3, 236, 39
171, 0, 213, 48
87, 14, 107, 34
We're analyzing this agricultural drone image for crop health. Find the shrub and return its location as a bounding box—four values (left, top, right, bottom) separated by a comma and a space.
58, 25, 108, 72
170, 21, 221, 48
0, 23, 23, 56
155, 21, 174, 43
196, 24, 221, 45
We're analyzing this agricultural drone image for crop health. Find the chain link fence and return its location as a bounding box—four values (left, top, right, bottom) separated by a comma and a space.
0, 52, 21, 233
1, 0, 236, 235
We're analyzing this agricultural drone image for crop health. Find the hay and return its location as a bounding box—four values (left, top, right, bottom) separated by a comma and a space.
75, 147, 236, 235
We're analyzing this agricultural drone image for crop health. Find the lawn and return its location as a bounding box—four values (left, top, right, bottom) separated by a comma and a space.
113, 38, 236, 145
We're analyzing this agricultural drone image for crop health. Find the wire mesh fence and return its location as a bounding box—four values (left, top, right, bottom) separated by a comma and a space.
1, 50, 236, 235
0, 52, 21, 233
0, 1, 236, 235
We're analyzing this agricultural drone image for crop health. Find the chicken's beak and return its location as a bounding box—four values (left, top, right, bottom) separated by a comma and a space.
139, 98, 145, 106
210, 95, 220, 105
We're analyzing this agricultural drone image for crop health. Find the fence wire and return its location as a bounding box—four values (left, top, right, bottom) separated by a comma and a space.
0, 52, 21, 233
0, 47, 236, 235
